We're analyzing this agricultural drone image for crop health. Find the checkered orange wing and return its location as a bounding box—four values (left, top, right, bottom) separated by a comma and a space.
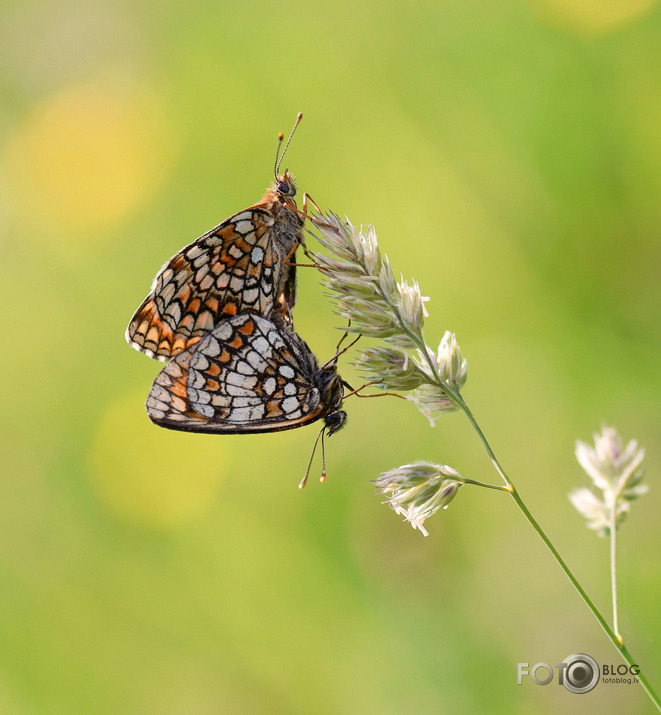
126, 189, 301, 361
146, 313, 346, 434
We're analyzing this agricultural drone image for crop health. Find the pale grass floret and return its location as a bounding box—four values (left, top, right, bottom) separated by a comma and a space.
310, 214, 467, 425
310, 213, 468, 535
374, 462, 463, 537
408, 332, 468, 426
570, 425, 648, 535
406, 384, 457, 427
355, 346, 425, 392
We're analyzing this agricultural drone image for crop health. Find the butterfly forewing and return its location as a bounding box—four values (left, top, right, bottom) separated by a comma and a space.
146, 314, 331, 433
126, 202, 300, 360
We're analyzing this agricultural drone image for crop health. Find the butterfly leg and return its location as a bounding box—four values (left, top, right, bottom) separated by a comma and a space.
283, 241, 319, 269
320, 331, 361, 370
343, 380, 408, 400
296, 193, 340, 232
335, 330, 361, 360
334, 322, 353, 354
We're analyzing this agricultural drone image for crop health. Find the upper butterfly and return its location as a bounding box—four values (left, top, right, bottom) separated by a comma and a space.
126, 113, 310, 361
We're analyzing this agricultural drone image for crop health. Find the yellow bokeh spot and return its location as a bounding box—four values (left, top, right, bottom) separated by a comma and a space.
4, 82, 175, 240
88, 391, 226, 528
533, 0, 658, 34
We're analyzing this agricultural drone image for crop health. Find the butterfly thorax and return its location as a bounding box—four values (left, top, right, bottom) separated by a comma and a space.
316, 366, 346, 436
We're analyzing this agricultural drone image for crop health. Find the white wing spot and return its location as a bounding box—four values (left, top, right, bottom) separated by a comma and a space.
267, 329, 286, 350
189, 388, 211, 405
252, 336, 271, 357
243, 288, 258, 304
189, 370, 206, 389
160, 282, 175, 304
233, 397, 261, 408
214, 322, 233, 341
227, 377, 257, 393
282, 396, 299, 414
246, 351, 267, 371
251, 246, 265, 264
228, 404, 265, 422
284, 382, 297, 396
236, 360, 254, 375
235, 220, 253, 234
168, 302, 182, 325
263, 377, 276, 395
202, 336, 221, 357
150, 384, 167, 401
192, 402, 214, 418
190, 354, 210, 371
279, 365, 295, 379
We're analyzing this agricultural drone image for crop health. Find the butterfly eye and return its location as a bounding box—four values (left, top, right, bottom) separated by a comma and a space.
277, 181, 295, 197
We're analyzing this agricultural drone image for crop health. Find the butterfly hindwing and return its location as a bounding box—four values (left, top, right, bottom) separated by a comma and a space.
146, 314, 330, 434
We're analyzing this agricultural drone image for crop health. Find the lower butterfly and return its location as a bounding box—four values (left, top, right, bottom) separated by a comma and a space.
146, 312, 347, 484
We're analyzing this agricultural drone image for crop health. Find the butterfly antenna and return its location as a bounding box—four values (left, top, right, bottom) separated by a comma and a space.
299, 424, 324, 489
275, 112, 303, 177
273, 132, 285, 181
319, 428, 327, 483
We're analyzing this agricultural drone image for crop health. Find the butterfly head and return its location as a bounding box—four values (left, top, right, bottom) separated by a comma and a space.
324, 407, 347, 436
275, 169, 297, 199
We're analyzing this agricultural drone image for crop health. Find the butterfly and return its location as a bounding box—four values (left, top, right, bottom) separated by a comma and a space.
146, 312, 347, 443
126, 113, 315, 362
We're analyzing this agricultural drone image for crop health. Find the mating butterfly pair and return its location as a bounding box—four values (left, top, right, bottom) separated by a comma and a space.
126, 115, 347, 471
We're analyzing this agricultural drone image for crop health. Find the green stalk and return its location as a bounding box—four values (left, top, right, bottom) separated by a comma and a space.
456, 394, 660, 711
378, 285, 659, 706
610, 501, 621, 643
459, 477, 510, 492
315, 217, 659, 709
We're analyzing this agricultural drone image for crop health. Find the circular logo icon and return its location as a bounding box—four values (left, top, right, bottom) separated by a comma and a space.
562, 653, 599, 693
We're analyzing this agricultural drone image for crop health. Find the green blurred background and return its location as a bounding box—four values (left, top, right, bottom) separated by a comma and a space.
2, 0, 660, 712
